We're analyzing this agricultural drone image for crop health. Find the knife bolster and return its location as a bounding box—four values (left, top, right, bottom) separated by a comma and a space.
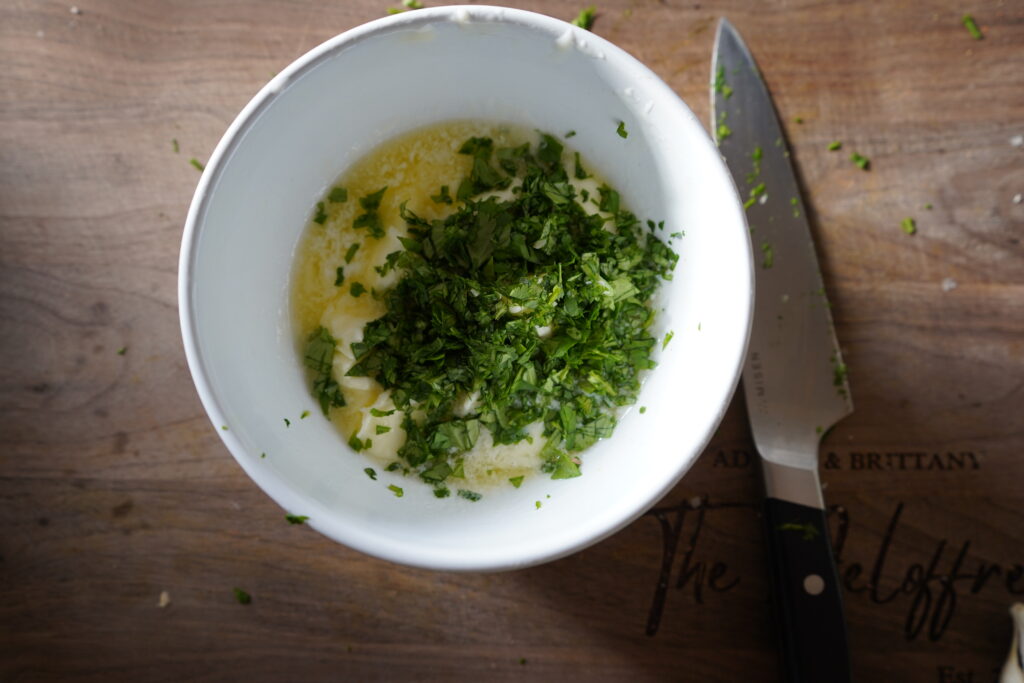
762, 460, 824, 509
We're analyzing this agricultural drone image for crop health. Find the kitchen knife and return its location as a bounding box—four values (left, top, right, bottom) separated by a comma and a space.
711, 18, 854, 683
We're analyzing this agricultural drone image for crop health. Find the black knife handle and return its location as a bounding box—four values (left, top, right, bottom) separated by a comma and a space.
763, 497, 851, 683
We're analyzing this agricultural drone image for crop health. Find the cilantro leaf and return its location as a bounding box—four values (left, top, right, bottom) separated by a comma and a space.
303, 327, 345, 415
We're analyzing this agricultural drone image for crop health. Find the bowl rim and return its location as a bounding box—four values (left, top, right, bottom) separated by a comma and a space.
177, 4, 754, 571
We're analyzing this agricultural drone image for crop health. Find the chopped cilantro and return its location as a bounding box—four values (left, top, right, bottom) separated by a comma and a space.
233, 588, 251, 605
458, 489, 482, 502
171, 138, 179, 153
535, 500, 542, 509
303, 327, 345, 415
827, 141, 842, 151
365, 467, 377, 480
376, 424, 391, 434
285, 514, 308, 525
716, 123, 732, 142
793, 117, 804, 124
761, 242, 774, 269
300, 410, 310, 419
900, 217, 917, 235
565, 130, 577, 138
571, 5, 596, 30
616, 121, 628, 139
335, 267, 345, 287
189, 158, 204, 171
750, 182, 766, 198
349, 433, 367, 451
962, 14, 982, 40
639, 406, 647, 414
336, 132, 676, 488
260, 452, 266, 459
350, 282, 366, 298
221, 425, 228, 431
388, 484, 404, 498
850, 152, 870, 170
662, 331, 674, 350
924, 203, 933, 210
117, 346, 127, 355
433, 486, 450, 498
284, 418, 290, 427
344, 242, 360, 263
509, 475, 524, 488
313, 201, 328, 224
329, 187, 349, 203
370, 407, 396, 417
404, 0, 423, 7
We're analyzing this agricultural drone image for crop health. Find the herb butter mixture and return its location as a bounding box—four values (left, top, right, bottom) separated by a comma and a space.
292, 121, 677, 493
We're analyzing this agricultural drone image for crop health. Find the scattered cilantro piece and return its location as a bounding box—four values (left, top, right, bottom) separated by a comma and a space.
571, 5, 596, 30
221, 425, 228, 431
284, 418, 290, 427
329, 187, 349, 203
833, 361, 848, 387
233, 588, 251, 605
370, 407, 396, 417
189, 158, 204, 171
750, 182, 766, 198
827, 141, 842, 151
365, 467, 377, 480
285, 514, 308, 525
761, 243, 774, 269
376, 424, 391, 435
117, 346, 127, 355
458, 489, 482, 502
260, 452, 266, 459
639, 406, 647, 414
616, 121, 628, 139
565, 130, 577, 138
171, 138, 179, 153
662, 331, 674, 350
793, 117, 804, 124
300, 410, 310, 419
716, 123, 732, 142
924, 203, 933, 210
900, 217, 917, 235
335, 267, 345, 287
303, 327, 345, 415
722, 84, 733, 98
313, 201, 328, 224
353, 187, 387, 238
962, 14, 982, 40
535, 501, 542, 509
350, 282, 366, 298
713, 65, 727, 94
431, 185, 453, 204
388, 484, 404, 498
433, 486, 450, 498
743, 197, 756, 210
404, 0, 423, 7
344, 242, 360, 263
349, 433, 366, 451
509, 475, 524, 488
849, 152, 870, 170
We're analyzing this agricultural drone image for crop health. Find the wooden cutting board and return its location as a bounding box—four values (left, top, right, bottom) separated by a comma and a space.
1, 1, 1021, 680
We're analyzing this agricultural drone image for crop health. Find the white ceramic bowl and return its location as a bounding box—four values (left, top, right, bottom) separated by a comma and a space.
178, 5, 752, 571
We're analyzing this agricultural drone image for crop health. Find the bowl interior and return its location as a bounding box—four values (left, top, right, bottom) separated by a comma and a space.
180, 6, 751, 570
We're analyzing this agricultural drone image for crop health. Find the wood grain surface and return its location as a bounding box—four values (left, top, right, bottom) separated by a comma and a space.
2, 1, 1022, 681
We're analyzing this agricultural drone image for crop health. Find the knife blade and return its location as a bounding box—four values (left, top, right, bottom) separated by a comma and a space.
712, 18, 853, 683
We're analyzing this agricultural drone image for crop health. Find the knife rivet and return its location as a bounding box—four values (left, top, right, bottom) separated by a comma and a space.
803, 574, 825, 596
